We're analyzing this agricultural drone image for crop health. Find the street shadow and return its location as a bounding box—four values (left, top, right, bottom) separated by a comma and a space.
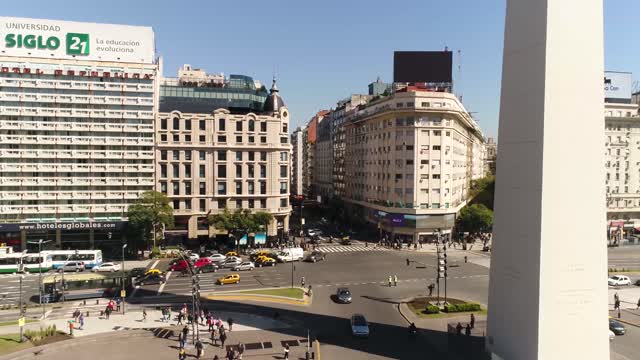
360, 295, 401, 304
129, 286, 491, 360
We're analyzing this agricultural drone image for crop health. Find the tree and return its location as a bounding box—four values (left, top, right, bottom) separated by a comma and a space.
456, 204, 493, 246
208, 208, 273, 249
127, 191, 174, 249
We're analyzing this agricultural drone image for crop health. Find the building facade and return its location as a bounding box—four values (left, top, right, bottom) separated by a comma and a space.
0, 17, 157, 255
156, 68, 291, 243
343, 86, 485, 242
314, 112, 333, 201
302, 110, 328, 197
290, 127, 305, 197
484, 137, 497, 175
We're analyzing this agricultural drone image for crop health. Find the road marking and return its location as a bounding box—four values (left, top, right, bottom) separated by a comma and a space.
130, 285, 141, 298
157, 271, 172, 295
150, 260, 160, 270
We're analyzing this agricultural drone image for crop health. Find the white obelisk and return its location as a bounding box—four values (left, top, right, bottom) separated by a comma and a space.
486, 0, 609, 359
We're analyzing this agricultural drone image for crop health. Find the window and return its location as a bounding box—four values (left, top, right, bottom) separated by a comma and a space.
161, 118, 167, 130
199, 135, 206, 143
173, 117, 179, 130
236, 182, 242, 194
217, 200, 226, 209
236, 199, 243, 209
431, 203, 440, 209
260, 121, 267, 132
173, 200, 179, 209
185, 182, 192, 195
248, 152, 255, 161
432, 174, 440, 179
248, 120, 255, 132
260, 181, 266, 194
433, 145, 441, 151
218, 165, 227, 178
260, 165, 266, 178
161, 150, 167, 160
218, 118, 225, 131
406, 145, 414, 150
235, 164, 242, 178
248, 199, 255, 209
199, 182, 206, 195
185, 134, 191, 142
185, 151, 191, 161
217, 182, 227, 195
236, 121, 243, 132
236, 151, 242, 161
280, 198, 288, 207
185, 200, 191, 210
184, 164, 191, 178
173, 151, 180, 160
236, 135, 243, 143
406, 160, 414, 165
172, 164, 179, 177
248, 182, 255, 194
283, 123, 288, 133
280, 165, 287, 178
396, 103, 404, 108
248, 165, 255, 178
172, 182, 179, 195
185, 119, 191, 131
199, 199, 206, 211
199, 151, 205, 161
446, 131, 450, 136
434, 131, 441, 136
160, 182, 167, 194
280, 182, 287, 194
217, 135, 227, 142
248, 136, 255, 143
173, 134, 179, 142
280, 137, 288, 144
199, 165, 205, 178
260, 136, 267, 143
161, 134, 167, 142
260, 151, 267, 161
199, 120, 206, 130
160, 164, 167, 178
260, 199, 266, 209
218, 151, 226, 161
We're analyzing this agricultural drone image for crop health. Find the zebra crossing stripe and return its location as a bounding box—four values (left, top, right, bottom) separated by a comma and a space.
319, 245, 390, 253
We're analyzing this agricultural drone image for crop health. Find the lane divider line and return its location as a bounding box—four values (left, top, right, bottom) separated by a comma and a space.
157, 271, 172, 295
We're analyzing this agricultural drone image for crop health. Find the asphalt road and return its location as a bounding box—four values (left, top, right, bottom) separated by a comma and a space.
608, 246, 640, 269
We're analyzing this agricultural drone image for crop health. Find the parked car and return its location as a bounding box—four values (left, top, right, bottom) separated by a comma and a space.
208, 253, 227, 263
608, 275, 631, 286
169, 260, 190, 272
350, 314, 369, 337
609, 318, 626, 335
196, 263, 218, 274
336, 288, 352, 304
233, 261, 255, 271
194, 258, 213, 268
217, 273, 240, 285
135, 274, 166, 286
304, 251, 326, 263
59, 262, 85, 272
256, 257, 276, 267
129, 267, 147, 278
144, 268, 163, 276
223, 257, 243, 268
92, 262, 122, 273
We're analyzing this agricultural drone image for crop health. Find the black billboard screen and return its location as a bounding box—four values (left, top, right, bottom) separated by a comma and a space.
393, 51, 453, 83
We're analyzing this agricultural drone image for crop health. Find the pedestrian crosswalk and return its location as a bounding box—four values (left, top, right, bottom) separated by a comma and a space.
318, 245, 390, 253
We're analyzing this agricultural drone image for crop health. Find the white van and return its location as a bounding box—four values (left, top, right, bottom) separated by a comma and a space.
277, 248, 304, 262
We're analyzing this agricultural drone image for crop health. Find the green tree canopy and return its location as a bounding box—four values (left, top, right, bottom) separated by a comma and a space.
208, 208, 273, 242
456, 203, 493, 237
127, 191, 174, 248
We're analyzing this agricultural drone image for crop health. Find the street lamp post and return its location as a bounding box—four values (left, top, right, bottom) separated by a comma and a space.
27, 239, 51, 318
19, 273, 24, 343
122, 243, 127, 314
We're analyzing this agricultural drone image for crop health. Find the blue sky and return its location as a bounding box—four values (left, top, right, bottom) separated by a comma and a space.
5, 0, 638, 138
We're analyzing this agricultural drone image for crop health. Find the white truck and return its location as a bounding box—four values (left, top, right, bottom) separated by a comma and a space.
276, 247, 304, 262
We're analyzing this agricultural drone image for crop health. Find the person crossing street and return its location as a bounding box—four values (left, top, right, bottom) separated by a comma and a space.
394, 274, 398, 286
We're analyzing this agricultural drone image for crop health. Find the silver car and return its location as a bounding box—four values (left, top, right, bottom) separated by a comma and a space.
59, 261, 85, 272
350, 314, 369, 337
223, 258, 242, 268
233, 261, 255, 271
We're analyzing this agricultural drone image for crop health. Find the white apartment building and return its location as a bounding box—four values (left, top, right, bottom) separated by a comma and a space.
291, 127, 305, 196
157, 72, 292, 243
344, 86, 485, 242
0, 17, 157, 255
315, 113, 333, 201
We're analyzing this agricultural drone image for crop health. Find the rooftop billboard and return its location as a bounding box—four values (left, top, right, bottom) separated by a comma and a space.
0, 17, 154, 64
604, 71, 632, 101
393, 51, 453, 83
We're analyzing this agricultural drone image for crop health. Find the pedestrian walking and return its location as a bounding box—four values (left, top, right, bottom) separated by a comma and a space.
195, 338, 204, 358
618, 308, 622, 319
220, 332, 227, 349
73, 308, 81, 322
238, 342, 245, 359
465, 323, 471, 336
182, 326, 189, 346
69, 321, 74, 335
199, 309, 205, 325
615, 299, 621, 310
177, 312, 183, 325
79, 313, 84, 330
301, 276, 305, 287
455, 322, 463, 335
167, 307, 172, 322
178, 347, 186, 360
614, 292, 619, 303
388, 275, 392, 287
211, 327, 218, 346
207, 315, 213, 331
227, 317, 234, 331
470, 313, 475, 329
284, 344, 290, 359
637, 297, 640, 310
178, 332, 186, 348
464, 256, 468, 263
394, 274, 398, 286
142, 308, 147, 322
187, 312, 193, 325
105, 306, 111, 320
116, 298, 121, 312
428, 283, 435, 296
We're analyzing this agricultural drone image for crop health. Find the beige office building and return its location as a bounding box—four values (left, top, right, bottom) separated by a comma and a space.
344, 86, 485, 242
156, 68, 291, 243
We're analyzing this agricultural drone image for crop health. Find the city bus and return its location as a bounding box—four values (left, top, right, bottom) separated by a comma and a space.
22, 253, 53, 273
0, 253, 23, 274
48, 250, 76, 270
47, 250, 103, 270
41, 272, 129, 303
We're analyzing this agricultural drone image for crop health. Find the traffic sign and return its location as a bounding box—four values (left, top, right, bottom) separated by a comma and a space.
18, 317, 25, 327
120, 290, 126, 298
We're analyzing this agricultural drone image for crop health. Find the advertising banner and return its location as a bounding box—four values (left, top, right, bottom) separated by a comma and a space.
0, 221, 124, 232
0, 17, 154, 63
604, 71, 632, 100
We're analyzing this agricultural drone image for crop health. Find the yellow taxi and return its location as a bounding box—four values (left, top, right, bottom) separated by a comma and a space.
225, 251, 238, 257
257, 257, 276, 267
217, 273, 240, 285
144, 268, 162, 276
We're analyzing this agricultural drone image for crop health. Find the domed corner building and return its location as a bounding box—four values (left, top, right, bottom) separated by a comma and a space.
156, 66, 292, 248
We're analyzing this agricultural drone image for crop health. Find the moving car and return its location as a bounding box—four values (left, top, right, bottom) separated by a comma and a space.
91, 262, 122, 273
350, 314, 369, 337
217, 273, 240, 285
145, 268, 162, 276
223, 257, 243, 268
59, 262, 85, 272
276, 248, 304, 262
208, 253, 226, 263
233, 261, 255, 271
608, 275, 631, 286
194, 258, 213, 268
195, 263, 218, 274
225, 251, 238, 257
188, 253, 200, 261
609, 318, 626, 335
609, 329, 616, 341
336, 288, 352, 304
256, 257, 276, 267
135, 274, 166, 286
129, 267, 147, 278
304, 251, 326, 263
169, 260, 190, 272
341, 238, 352, 245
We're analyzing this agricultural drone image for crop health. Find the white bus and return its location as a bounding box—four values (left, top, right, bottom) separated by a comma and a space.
22, 253, 53, 273
47, 250, 103, 270
0, 253, 22, 274
47, 250, 76, 270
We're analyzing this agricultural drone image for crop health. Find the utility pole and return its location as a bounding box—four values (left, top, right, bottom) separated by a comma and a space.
19, 273, 24, 342
28, 239, 51, 318
122, 243, 127, 314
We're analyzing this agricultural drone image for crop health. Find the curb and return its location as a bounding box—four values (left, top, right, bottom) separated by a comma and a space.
615, 318, 640, 328
205, 293, 310, 306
